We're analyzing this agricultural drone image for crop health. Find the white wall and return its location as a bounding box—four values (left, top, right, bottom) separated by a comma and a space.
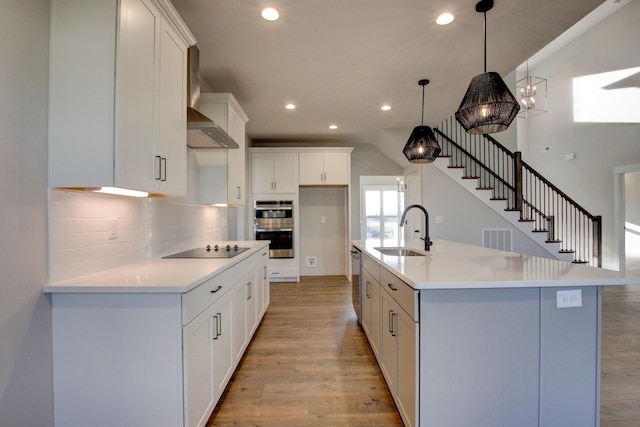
0, 0, 53, 425
422, 164, 554, 259
299, 187, 347, 276
49, 190, 228, 282
518, 0, 640, 269
350, 143, 403, 239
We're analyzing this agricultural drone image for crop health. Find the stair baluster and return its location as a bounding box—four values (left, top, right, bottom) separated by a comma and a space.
435, 116, 602, 267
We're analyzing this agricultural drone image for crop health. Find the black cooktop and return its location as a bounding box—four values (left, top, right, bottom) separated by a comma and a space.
163, 245, 249, 259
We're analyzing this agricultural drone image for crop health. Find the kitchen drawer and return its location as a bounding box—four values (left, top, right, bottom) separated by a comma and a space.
362, 254, 381, 283
182, 266, 236, 326
380, 268, 418, 321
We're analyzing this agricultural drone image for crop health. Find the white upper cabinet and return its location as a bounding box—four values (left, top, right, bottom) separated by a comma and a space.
197, 94, 249, 205
250, 151, 298, 194
49, 0, 195, 197
298, 151, 351, 185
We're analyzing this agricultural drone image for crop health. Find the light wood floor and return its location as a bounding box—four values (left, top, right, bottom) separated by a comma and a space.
207, 276, 403, 426
601, 284, 640, 426
207, 276, 640, 426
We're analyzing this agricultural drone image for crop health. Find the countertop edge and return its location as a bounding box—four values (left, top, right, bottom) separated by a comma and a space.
352, 240, 640, 290
43, 241, 270, 294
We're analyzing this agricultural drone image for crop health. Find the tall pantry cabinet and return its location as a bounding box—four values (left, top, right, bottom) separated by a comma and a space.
49, 0, 196, 197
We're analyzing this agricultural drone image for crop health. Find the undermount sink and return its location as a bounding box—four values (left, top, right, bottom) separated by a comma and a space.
374, 247, 427, 257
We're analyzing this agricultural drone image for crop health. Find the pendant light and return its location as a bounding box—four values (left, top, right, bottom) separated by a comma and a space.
455, 0, 520, 134
403, 79, 441, 163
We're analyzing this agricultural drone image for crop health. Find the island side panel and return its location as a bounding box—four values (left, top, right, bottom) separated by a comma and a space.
52, 293, 184, 427
420, 288, 540, 427
539, 286, 599, 427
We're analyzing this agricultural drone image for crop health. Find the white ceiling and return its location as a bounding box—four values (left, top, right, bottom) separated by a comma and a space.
172, 0, 605, 145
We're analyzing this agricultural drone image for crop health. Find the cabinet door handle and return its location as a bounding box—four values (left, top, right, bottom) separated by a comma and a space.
155, 155, 162, 180
211, 285, 223, 294
388, 310, 398, 336
388, 310, 394, 334
263, 265, 267, 280
236, 186, 241, 200
387, 283, 397, 291
212, 314, 219, 340
391, 312, 397, 337
365, 280, 370, 298
161, 157, 167, 182
216, 313, 222, 338
246, 281, 252, 300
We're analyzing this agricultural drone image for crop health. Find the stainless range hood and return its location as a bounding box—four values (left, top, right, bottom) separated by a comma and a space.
186, 46, 238, 149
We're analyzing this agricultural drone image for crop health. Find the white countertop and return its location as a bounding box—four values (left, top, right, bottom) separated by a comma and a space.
43, 241, 270, 294
353, 239, 640, 290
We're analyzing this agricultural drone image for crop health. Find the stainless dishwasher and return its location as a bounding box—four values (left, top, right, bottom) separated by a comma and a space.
350, 246, 362, 324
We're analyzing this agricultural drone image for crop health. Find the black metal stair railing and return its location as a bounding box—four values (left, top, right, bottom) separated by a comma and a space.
435, 116, 602, 267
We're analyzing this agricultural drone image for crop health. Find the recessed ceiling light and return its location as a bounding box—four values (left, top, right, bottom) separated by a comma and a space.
285, 103, 296, 110
329, 125, 338, 130
381, 105, 391, 111
436, 12, 454, 25
261, 7, 279, 21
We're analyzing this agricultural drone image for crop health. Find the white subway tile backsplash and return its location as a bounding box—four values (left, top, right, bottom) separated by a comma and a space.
49, 189, 227, 282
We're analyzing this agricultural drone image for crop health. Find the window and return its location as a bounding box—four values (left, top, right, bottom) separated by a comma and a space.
363, 185, 404, 245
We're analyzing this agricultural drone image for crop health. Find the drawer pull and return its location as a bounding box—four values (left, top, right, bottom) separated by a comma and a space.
387, 283, 398, 291
211, 285, 223, 294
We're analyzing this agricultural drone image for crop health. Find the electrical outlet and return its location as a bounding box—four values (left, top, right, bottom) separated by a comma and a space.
306, 256, 317, 267
321, 216, 326, 224
556, 289, 582, 308
107, 218, 118, 240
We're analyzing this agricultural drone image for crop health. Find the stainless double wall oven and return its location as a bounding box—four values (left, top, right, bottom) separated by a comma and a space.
254, 200, 294, 258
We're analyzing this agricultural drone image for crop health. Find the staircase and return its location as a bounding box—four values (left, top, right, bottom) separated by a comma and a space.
433, 117, 602, 267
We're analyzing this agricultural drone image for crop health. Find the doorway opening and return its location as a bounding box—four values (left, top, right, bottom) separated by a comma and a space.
361, 177, 404, 247
614, 164, 640, 274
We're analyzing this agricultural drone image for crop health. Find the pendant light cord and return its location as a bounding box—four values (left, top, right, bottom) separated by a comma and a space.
421, 84, 425, 126
483, 10, 487, 73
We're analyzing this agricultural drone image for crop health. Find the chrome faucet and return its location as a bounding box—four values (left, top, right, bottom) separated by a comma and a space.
399, 204, 433, 251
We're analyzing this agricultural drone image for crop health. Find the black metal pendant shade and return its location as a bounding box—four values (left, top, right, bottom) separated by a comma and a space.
455, 0, 520, 135
455, 71, 520, 134
403, 79, 441, 164
403, 126, 441, 163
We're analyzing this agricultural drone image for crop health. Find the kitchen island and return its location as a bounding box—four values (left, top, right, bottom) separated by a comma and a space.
352, 239, 640, 427
44, 241, 270, 427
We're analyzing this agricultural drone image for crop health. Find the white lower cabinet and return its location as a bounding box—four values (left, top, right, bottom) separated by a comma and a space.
361, 268, 381, 358
395, 303, 418, 427
50, 245, 270, 427
380, 290, 399, 392
361, 253, 419, 427
183, 288, 233, 427
232, 270, 251, 362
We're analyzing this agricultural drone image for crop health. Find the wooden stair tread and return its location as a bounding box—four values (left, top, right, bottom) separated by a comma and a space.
532, 229, 549, 233
546, 239, 562, 243
476, 187, 494, 191
559, 249, 576, 254
447, 166, 465, 169
462, 176, 480, 180
490, 197, 507, 201
504, 208, 521, 212
572, 260, 589, 264
518, 219, 535, 223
